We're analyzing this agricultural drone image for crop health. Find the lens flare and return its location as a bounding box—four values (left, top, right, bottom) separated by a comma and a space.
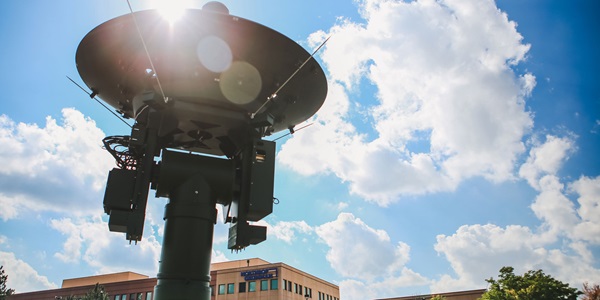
219, 61, 262, 105
197, 36, 233, 73
152, 0, 189, 24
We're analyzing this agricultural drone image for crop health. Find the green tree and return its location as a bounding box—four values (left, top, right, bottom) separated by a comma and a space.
82, 283, 110, 300
0, 266, 15, 300
582, 282, 600, 300
430, 295, 446, 300
479, 266, 581, 300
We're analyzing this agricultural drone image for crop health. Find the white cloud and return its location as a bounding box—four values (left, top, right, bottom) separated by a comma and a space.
279, 0, 534, 205
0, 195, 20, 221
212, 250, 229, 263
336, 202, 349, 210
433, 224, 547, 292
530, 175, 579, 238
0, 251, 57, 293
0, 109, 114, 219
316, 213, 406, 278
434, 175, 600, 292
340, 268, 429, 300
519, 135, 575, 190
268, 220, 313, 244
316, 213, 428, 299
253, 220, 313, 244
570, 176, 600, 243
50, 216, 161, 276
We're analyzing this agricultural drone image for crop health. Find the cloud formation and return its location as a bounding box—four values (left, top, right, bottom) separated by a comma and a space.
0, 237, 56, 293
316, 213, 428, 300
50, 216, 161, 276
278, 0, 534, 206
0, 109, 114, 219
433, 135, 600, 292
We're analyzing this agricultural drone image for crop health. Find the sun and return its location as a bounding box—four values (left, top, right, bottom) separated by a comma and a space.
152, 0, 190, 24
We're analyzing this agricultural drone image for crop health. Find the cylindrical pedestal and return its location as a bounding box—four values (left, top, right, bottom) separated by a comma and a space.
154, 176, 217, 300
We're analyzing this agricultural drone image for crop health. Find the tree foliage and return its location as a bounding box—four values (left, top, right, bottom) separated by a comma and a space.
582, 282, 600, 300
82, 283, 110, 300
479, 266, 582, 300
0, 266, 15, 300
430, 295, 446, 300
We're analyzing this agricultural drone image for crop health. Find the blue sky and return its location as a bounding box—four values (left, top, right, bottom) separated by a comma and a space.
0, 1, 599, 299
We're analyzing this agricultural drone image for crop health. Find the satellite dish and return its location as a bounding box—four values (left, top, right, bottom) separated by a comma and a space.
77, 4, 327, 299
76, 6, 327, 156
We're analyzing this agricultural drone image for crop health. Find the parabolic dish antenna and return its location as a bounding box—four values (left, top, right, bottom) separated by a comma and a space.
76, 4, 328, 299
76, 6, 327, 156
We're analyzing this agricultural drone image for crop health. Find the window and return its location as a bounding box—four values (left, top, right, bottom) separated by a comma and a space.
121, 295, 127, 300
299, 285, 303, 295
145, 292, 152, 300
304, 287, 308, 296
283, 279, 287, 291
270, 279, 278, 290
130, 293, 135, 300
227, 283, 235, 294
294, 283, 298, 294
136, 293, 143, 300
260, 280, 268, 291
218, 284, 225, 295
239, 282, 246, 293
249, 281, 256, 292
114, 296, 120, 300
210, 286, 214, 296
288, 281, 292, 292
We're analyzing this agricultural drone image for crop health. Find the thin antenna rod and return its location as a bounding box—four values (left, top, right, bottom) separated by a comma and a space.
126, 0, 168, 102
251, 35, 331, 119
66, 76, 133, 128
273, 122, 314, 141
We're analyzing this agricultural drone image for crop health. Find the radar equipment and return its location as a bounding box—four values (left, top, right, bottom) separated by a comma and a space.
75, 3, 327, 300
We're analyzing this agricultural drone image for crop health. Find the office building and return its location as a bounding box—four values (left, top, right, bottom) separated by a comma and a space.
9, 258, 340, 300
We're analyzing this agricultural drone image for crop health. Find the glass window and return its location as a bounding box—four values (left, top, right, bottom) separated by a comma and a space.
130, 293, 135, 300
283, 279, 287, 291
218, 284, 225, 295
288, 281, 292, 292
239, 282, 246, 293
227, 283, 234, 294
294, 283, 298, 294
136, 293, 143, 300
249, 281, 256, 292
114, 296, 120, 300
210, 286, 214, 296
121, 294, 127, 300
145, 292, 152, 300
270, 279, 278, 290
260, 280, 268, 291
299, 285, 303, 295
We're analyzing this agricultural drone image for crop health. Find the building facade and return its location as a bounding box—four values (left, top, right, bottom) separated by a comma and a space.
9, 258, 340, 300
210, 258, 339, 300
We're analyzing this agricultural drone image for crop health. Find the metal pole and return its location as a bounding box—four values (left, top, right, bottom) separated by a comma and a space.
153, 174, 216, 300
152, 150, 234, 300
